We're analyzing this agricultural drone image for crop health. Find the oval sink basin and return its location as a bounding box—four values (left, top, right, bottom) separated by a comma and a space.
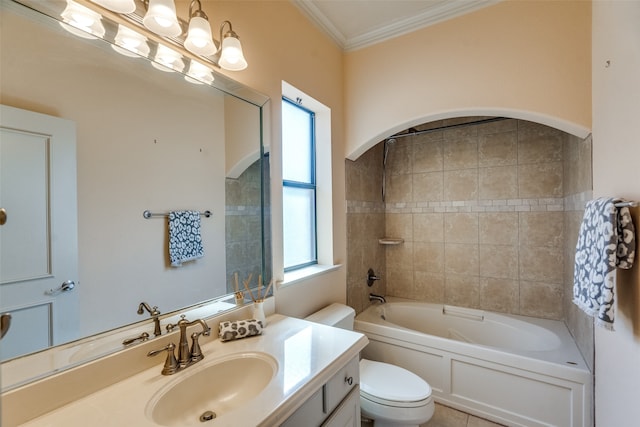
146, 352, 278, 426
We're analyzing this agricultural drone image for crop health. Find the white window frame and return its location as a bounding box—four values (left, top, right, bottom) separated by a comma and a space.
280, 82, 334, 286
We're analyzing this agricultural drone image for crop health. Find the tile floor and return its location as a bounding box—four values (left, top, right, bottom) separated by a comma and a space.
361, 403, 506, 427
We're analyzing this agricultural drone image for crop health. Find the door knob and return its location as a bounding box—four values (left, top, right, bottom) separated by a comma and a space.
0, 208, 6, 226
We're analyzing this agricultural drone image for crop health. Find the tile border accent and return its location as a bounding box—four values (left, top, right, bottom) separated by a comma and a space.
382, 198, 564, 214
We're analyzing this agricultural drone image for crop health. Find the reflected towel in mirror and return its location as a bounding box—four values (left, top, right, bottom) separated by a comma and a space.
168, 210, 204, 267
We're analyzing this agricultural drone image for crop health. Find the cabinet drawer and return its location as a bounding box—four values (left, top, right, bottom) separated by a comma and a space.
324, 357, 359, 415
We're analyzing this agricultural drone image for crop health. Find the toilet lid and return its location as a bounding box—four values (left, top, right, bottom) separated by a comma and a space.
360, 359, 432, 403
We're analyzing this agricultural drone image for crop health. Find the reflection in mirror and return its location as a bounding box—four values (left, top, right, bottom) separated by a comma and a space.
0, 0, 271, 389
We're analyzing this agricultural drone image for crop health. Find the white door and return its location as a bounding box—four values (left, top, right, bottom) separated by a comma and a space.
0, 104, 79, 361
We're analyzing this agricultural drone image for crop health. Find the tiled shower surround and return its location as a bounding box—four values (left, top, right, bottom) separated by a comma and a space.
346, 117, 594, 369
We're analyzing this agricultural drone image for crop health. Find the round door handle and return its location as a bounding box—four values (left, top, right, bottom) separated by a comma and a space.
345, 376, 353, 386
0, 208, 6, 226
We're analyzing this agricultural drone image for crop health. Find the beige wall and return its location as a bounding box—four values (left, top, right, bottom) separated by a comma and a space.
592, 1, 640, 424
344, 0, 592, 160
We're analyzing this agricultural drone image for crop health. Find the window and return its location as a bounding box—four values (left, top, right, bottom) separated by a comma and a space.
282, 97, 317, 271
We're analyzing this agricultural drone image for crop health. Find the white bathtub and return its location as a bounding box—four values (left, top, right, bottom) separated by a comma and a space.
354, 298, 592, 427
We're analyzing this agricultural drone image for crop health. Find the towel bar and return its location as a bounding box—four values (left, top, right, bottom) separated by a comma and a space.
143, 210, 212, 219
614, 201, 637, 208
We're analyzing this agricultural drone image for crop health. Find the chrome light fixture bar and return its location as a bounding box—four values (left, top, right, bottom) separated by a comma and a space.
83, 0, 247, 71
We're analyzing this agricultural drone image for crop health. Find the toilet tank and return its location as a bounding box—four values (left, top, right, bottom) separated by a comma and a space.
305, 303, 355, 331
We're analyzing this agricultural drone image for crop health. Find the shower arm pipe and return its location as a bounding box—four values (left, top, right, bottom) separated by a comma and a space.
385, 117, 510, 142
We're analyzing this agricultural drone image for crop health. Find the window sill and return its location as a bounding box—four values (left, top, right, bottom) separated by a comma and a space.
280, 264, 342, 288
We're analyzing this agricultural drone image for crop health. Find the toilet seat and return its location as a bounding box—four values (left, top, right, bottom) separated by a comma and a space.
360, 359, 432, 407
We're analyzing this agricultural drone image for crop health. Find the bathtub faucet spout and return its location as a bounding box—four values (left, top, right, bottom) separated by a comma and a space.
369, 293, 386, 304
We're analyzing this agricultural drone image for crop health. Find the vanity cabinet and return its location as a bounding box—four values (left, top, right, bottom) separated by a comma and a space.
281, 356, 360, 427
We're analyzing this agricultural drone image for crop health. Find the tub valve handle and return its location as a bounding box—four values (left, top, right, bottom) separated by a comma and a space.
367, 268, 381, 287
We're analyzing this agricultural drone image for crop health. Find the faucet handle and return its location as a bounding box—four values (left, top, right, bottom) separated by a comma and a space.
190, 332, 205, 363
148, 343, 179, 375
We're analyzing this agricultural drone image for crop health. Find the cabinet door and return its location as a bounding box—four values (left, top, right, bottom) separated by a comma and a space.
322, 386, 361, 427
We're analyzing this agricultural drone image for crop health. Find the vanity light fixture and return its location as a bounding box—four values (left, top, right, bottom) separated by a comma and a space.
112, 24, 150, 57
60, 0, 106, 40
91, 0, 135, 14
72, 0, 249, 72
218, 21, 248, 71
184, 0, 217, 56
142, 0, 182, 37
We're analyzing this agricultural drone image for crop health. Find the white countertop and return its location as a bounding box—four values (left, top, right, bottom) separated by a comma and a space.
18, 314, 368, 427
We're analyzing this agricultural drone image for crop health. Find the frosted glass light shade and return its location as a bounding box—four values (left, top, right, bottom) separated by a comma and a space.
185, 60, 214, 85
91, 0, 136, 14
142, 0, 181, 37
218, 36, 247, 71
185, 16, 217, 56
60, 0, 105, 39
112, 25, 150, 58
151, 44, 184, 72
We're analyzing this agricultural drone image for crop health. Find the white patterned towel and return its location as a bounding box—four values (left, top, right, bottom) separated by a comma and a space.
168, 211, 204, 267
573, 198, 635, 330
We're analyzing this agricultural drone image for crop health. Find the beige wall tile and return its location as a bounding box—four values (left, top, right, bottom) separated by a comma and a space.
477, 118, 517, 135
479, 244, 518, 279
445, 274, 480, 308
413, 171, 444, 202
444, 212, 479, 243
386, 242, 414, 271
414, 242, 445, 273
519, 281, 563, 319
478, 165, 518, 199
479, 277, 519, 314
517, 121, 564, 164
479, 212, 519, 245
413, 140, 444, 173
444, 169, 478, 200
518, 162, 563, 198
347, 119, 589, 322
386, 213, 413, 241
414, 271, 445, 302
445, 243, 479, 276
414, 213, 444, 242
519, 245, 563, 283
519, 212, 564, 247
386, 267, 414, 298
444, 137, 478, 170
386, 141, 412, 175
478, 131, 517, 167
386, 173, 413, 202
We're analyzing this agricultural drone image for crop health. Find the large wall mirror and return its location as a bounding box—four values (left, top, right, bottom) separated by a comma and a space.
0, 0, 271, 388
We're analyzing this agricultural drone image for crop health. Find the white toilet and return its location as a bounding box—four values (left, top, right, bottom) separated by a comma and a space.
306, 304, 434, 427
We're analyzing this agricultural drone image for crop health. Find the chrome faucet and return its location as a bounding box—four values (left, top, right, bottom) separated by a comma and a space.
137, 302, 162, 337
369, 293, 386, 304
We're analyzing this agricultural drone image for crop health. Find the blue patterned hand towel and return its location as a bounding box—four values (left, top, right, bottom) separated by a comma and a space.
168, 211, 204, 267
573, 198, 635, 330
